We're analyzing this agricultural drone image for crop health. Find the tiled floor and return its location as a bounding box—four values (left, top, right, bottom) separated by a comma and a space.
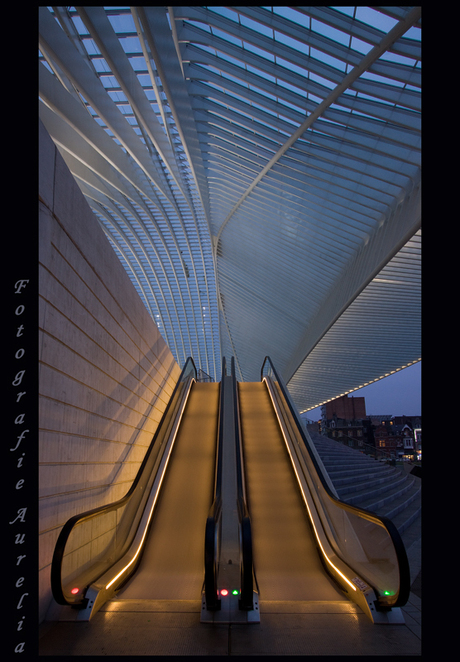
39, 433, 421, 656
39, 587, 421, 656
39, 496, 421, 656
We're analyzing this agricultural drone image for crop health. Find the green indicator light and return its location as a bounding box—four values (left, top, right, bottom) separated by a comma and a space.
232, 589, 239, 595
383, 591, 391, 595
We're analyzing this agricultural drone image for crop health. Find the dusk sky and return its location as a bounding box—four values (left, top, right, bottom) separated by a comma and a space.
303, 360, 421, 421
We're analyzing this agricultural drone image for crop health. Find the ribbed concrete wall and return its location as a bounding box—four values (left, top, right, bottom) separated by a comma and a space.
39, 120, 181, 623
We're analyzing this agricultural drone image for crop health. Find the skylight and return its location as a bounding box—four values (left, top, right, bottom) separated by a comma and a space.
39, 6, 421, 398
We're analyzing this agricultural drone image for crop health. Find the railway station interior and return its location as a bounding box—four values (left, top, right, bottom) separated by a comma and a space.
38, 6, 421, 655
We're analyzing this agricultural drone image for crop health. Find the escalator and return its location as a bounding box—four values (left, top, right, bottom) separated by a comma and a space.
51, 358, 222, 619
238, 381, 344, 602
51, 355, 410, 625
234, 357, 411, 623
117, 380, 219, 600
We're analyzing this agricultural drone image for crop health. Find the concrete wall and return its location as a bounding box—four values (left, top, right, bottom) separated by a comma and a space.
39, 120, 181, 623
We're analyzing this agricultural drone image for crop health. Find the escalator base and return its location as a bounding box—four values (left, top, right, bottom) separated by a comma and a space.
201, 591, 260, 623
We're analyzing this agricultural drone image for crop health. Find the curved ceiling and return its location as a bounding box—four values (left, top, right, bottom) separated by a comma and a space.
39, 6, 421, 412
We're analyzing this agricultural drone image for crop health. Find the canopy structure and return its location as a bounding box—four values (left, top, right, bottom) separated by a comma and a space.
39, 6, 421, 413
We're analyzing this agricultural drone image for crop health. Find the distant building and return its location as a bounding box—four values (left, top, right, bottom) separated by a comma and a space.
324, 395, 366, 421
371, 415, 422, 460
373, 419, 403, 456
414, 428, 422, 459
319, 395, 422, 461
320, 395, 371, 451
393, 415, 422, 429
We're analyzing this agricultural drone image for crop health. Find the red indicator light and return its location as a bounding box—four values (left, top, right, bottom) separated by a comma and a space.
71, 588, 79, 595
220, 589, 228, 596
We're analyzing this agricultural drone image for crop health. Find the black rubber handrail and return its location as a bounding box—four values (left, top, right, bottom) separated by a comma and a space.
203, 356, 226, 611
51, 357, 197, 606
231, 356, 256, 610
260, 356, 410, 609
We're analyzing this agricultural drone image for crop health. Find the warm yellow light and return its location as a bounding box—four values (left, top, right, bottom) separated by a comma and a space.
263, 378, 357, 593
105, 380, 195, 591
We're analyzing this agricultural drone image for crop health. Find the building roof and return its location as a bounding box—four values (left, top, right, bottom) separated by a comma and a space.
39, 6, 421, 413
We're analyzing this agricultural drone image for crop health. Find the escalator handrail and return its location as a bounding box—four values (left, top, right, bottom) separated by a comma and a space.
51, 357, 197, 606
260, 356, 410, 609
231, 356, 255, 609
232, 356, 246, 515
214, 356, 226, 505
203, 356, 226, 610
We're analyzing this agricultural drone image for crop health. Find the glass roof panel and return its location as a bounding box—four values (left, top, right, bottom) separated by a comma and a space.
310, 18, 350, 46
355, 6, 399, 32
206, 6, 239, 22
107, 13, 136, 33
330, 7, 355, 18
39, 6, 421, 393
350, 36, 374, 54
